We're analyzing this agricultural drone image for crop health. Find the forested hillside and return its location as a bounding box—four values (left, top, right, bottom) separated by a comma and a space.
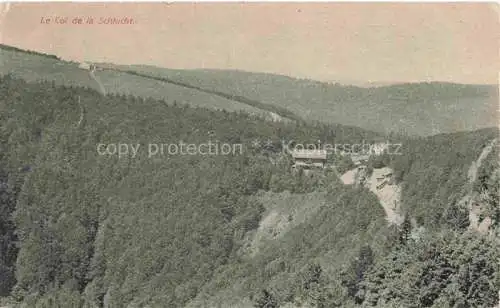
0, 76, 498, 307
0, 45, 272, 118
0, 76, 378, 307
378, 128, 499, 228
108, 64, 498, 136
1, 43, 497, 136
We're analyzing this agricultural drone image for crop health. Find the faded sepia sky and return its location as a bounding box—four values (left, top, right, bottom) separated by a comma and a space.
0, 3, 498, 84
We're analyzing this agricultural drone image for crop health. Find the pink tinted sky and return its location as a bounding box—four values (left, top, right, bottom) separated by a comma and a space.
0, 3, 498, 84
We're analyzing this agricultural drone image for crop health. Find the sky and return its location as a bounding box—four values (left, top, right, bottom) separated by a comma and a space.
0, 3, 498, 84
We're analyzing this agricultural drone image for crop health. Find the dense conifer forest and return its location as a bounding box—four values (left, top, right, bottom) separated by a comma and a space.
0, 76, 498, 307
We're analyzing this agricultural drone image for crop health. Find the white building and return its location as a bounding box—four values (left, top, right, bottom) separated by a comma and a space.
291, 149, 327, 170
78, 62, 91, 70
78, 62, 96, 72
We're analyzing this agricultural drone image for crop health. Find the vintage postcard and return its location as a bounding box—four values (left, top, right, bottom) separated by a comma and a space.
0, 3, 498, 308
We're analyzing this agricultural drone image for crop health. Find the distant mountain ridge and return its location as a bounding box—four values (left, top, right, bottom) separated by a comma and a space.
107, 63, 498, 136
1, 43, 498, 136
1, 44, 499, 308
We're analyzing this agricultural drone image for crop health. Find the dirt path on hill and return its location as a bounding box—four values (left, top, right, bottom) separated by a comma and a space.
89, 71, 106, 95
466, 138, 497, 232
467, 139, 497, 184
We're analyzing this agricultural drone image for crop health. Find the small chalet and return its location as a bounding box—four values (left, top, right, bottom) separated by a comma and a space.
291, 149, 327, 170
351, 154, 369, 167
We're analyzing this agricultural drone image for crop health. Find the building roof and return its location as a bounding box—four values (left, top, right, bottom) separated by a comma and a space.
291, 149, 327, 160
351, 154, 370, 163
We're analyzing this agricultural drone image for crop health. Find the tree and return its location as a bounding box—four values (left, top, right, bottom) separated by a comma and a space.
398, 216, 412, 245
360, 231, 499, 307
442, 204, 469, 231
254, 289, 278, 308
341, 246, 374, 303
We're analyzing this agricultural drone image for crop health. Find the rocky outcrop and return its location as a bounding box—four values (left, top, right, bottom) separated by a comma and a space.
341, 166, 404, 225
462, 139, 498, 234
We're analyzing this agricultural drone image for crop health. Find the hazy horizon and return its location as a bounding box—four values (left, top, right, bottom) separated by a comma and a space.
0, 3, 498, 85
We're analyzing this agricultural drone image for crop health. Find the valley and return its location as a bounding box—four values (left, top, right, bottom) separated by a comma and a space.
0, 43, 498, 308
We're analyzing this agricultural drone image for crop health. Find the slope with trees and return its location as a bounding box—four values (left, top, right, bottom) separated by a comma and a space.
0, 73, 498, 307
